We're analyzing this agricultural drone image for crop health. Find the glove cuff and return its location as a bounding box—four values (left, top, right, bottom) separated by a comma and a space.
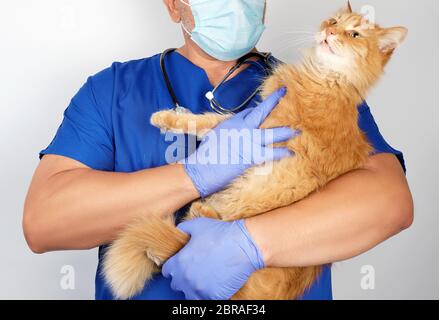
235, 219, 265, 270
184, 162, 209, 198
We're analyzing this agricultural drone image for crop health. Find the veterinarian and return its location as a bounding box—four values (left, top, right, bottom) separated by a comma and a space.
23, 0, 413, 300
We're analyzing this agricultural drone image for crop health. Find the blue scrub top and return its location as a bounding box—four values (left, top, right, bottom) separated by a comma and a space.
40, 51, 405, 300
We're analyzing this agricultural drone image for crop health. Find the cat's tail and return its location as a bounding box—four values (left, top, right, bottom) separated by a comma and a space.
102, 215, 189, 300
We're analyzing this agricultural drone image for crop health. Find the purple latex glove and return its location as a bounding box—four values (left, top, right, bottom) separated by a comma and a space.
162, 218, 264, 300
184, 87, 298, 198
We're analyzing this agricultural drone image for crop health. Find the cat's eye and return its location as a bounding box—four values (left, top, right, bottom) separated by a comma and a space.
329, 18, 338, 25
350, 31, 360, 38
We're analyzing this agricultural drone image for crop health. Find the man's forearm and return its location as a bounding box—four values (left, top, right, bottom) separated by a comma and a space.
23, 155, 199, 253
245, 154, 414, 268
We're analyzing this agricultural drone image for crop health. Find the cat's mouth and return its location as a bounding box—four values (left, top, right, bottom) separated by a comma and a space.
320, 39, 336, 55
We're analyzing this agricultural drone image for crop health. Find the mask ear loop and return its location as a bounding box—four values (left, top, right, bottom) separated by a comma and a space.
179, 0, 194, 36
180, 22, 192, 37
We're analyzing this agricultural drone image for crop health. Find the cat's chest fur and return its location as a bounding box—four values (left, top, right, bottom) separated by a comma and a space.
261, 64, 360, 128
260, 64, 372, 177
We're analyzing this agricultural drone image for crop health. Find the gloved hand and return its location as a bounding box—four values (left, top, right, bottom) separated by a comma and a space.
184, 87, 298, 198
162, 218, 264, 300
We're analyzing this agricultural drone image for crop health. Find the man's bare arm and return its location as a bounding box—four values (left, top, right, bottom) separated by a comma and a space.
23, 155, 199, 253
246, 154, 414, 267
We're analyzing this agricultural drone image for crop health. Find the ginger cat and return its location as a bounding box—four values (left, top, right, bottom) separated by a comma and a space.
103, 3, 407, 300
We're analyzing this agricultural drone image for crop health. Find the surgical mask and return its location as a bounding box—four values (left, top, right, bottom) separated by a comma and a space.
180, 0, 266, 61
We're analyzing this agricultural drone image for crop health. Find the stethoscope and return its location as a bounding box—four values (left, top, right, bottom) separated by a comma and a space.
160, 48, 275, 115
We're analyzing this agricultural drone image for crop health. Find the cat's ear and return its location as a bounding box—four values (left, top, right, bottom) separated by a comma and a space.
346, 1, 353, 13
378, 27, 408, 54
338, 1, 353, 15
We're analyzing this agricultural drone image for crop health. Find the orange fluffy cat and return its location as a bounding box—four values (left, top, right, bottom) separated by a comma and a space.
103, 3, 407, 300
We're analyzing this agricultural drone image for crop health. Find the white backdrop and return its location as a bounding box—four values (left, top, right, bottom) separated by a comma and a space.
1, 0, 438, 299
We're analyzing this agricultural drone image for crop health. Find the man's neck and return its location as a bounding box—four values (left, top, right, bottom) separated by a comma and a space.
177, 39, 255, 87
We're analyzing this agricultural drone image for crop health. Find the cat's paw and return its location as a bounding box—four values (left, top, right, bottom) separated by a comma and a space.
187, 201, 221, 220
151, 109, 197, 133
151, 110, 175, 130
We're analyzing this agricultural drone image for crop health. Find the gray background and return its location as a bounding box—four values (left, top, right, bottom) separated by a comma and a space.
0, 0, 438, 299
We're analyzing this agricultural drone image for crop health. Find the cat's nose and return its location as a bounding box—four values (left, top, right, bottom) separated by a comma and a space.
326, 27, 337, 37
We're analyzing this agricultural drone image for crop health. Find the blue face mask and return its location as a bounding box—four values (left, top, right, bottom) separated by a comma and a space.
180, 0, 266, 61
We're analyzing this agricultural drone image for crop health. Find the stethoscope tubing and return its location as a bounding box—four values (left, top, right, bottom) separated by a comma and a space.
159, 48, 274, 115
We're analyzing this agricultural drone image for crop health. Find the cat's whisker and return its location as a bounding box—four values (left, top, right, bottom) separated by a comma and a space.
275, 32, 315, 38
282, 38, 314, 46
281, 30, 315, 34
274, 45, 312, 56
273, 41, 310, 51
277, 39, 314, 47
273, 36, 315, 53
274, 43, 313, 54
270, 31, 316, 42
275, 35, 315, 45
281, 32, 315, 36
331, 41, 344, 54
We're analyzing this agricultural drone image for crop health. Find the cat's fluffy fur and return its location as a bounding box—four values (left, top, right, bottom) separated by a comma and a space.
103, 3, 407, 300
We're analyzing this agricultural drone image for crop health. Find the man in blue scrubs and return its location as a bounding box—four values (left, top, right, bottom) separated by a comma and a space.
23, 0, 413, 300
